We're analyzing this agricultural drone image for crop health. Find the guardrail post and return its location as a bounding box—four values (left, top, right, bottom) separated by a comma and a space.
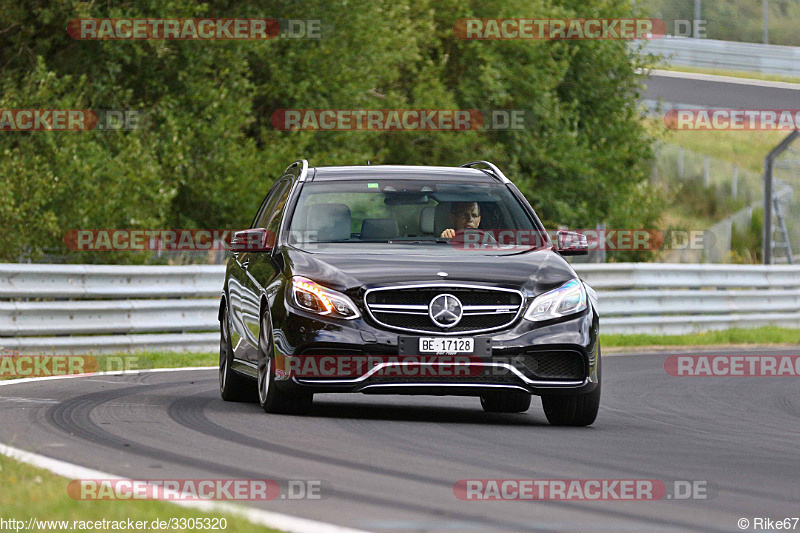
694, 0, 702, 38
764, 155, 774, 264
650, 140, 659, 184
596, 224, 606, 264
763, 131, 800, 264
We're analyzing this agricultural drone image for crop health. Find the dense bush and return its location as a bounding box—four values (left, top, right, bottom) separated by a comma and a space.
730, 208, 763, 264
1, 0, 660, 263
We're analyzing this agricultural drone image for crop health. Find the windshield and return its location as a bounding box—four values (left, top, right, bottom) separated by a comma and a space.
287, 179, 545, 251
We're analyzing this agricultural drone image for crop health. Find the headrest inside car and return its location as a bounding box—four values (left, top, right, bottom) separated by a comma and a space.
307, 203, 352, 241
419, 206, 435, 234
361, 218, 399, 241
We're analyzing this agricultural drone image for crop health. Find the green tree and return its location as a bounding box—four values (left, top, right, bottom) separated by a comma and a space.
1, 0, 660, 263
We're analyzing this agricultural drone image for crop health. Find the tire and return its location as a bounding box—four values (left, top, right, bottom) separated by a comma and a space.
257, 310, 313, 415
219, 305, 256, 402
480, 390, 532, 413
541, 353, 601, 426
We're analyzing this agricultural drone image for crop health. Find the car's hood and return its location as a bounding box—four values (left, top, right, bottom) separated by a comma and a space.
280, 245, 579, 296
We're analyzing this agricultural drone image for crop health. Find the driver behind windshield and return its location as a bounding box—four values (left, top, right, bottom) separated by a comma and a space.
440, 201, 481, 238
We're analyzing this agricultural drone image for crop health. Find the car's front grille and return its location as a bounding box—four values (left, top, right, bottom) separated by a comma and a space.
369, 312, 515, 332
364, 285, 523, 334
368, 288, 520, 306
511, 351, 585, 380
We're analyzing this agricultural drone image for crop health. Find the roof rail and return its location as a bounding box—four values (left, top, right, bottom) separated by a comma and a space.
285, 159, 310, 181
460, 161, 511, 184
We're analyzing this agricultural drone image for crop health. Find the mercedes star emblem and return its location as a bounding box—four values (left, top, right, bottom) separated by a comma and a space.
428, 293, 463, 328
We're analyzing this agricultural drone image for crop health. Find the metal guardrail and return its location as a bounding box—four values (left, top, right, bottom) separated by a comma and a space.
1, 263, 799, 353
0, 264, 222, 299
641, 37, 800, 77
573, 263, 800, 290
0, 264, 223, 354
574, 264, 800, 335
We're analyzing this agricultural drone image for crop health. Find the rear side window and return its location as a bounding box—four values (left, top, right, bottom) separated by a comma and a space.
253, 178, 290, 229
264, 180, 292, 235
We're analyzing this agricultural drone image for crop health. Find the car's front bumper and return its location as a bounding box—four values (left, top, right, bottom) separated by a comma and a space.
271, 300, 600, 397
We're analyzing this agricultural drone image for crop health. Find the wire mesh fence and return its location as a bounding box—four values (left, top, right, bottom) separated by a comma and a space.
651, 142, 765, 263
771, 134, 799, 264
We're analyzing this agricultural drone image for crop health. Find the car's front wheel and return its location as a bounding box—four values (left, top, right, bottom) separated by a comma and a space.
219, 304, 255, 402
541, 383, 600, 426
257, 310, 313, 414
541, 354, 601, 426
480, 390, 532, 413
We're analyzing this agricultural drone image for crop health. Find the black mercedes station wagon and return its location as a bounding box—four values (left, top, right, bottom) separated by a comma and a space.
219, 160, 601, 426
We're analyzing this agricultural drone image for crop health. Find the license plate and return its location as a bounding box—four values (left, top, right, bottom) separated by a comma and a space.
419, 337, 474, 354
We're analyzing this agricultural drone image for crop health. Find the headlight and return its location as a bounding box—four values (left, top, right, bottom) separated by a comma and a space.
290, 276, 360, 320
524, 279, 587, 322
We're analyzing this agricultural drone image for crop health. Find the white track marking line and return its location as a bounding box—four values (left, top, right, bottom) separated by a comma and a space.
0, 366, 215, 387
0, 368, 372, 533
644, 68, 800, 90
0, 397, 61, 404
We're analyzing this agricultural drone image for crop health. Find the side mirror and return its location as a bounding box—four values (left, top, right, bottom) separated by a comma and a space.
231, 229, 275, 252
556, 230, 588, 256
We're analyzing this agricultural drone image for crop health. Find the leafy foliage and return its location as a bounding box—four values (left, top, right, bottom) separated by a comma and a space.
1, 0, 660, 263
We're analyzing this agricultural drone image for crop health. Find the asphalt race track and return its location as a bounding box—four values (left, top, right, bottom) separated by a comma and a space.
1, 348, 798, 532
644, 70, 800, 108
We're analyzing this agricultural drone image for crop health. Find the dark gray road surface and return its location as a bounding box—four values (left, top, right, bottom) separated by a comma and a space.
644, 70, 800, 108
1, 348, 798, 532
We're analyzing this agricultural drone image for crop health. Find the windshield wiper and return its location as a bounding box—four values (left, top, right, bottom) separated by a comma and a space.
388, 239, 450, 244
